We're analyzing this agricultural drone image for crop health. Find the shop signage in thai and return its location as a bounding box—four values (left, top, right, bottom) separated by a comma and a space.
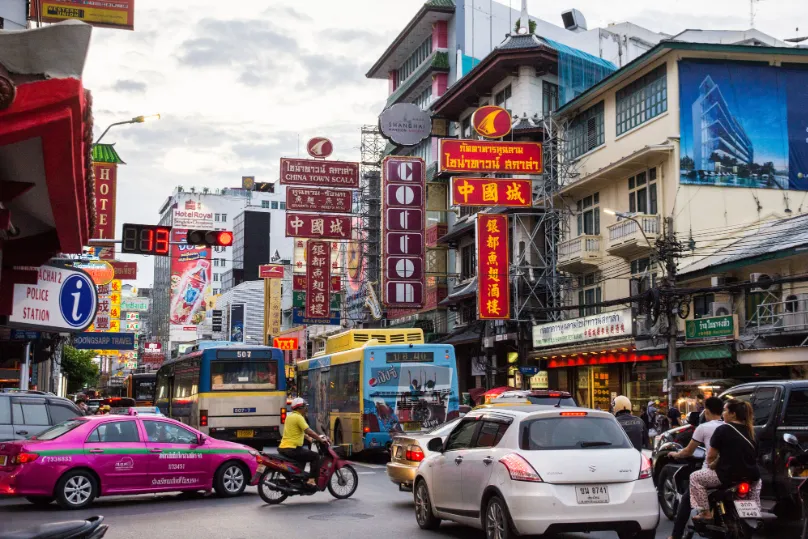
477, 214, 510, 320
305, 241, 332, 319
286, 213, 351, 239
31, 0, 136, 30
73, 260, 115, 285
286, 188, 352, 213
279, 158, 359, 188
292, 275, 341, 292
91, 162, 118, 259
379, 103, 432, 147
532, 308, 633, 348
258, 264, 284, 279
120, 297, 150, 312
382, 156, 425, 309
452, 178, 533, 207
9, 265, 98, 332
472, 105, 512, 139
110, 261, 137, 280
306, 137, 334, 159
685, 315, 738, 341
439, 140, 543, 174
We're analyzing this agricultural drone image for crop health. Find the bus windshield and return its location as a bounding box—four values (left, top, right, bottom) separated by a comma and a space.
134, 379, 156, 402
211, 360, 278, 391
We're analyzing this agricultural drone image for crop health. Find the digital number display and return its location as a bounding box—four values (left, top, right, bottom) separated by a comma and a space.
121, 224, 171, 256
215, 349, 275, 359
386, 352, 434, 364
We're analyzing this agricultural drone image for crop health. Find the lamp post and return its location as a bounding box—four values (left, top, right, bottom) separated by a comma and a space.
94, 114, 160, 145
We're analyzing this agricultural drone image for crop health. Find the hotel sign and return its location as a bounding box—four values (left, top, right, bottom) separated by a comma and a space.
685, 315, 738, 341
452, 178, 532, 207
279, 158, 359, 188
532, 308, 633, 348
439, 140, 543, 174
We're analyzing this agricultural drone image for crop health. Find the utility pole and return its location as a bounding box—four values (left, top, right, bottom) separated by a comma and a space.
663, 216, 679, 408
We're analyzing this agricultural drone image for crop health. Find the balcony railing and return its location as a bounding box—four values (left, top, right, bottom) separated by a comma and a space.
557, 235, 603, 273
746, 297, 808, 337
606, 214, 660, 258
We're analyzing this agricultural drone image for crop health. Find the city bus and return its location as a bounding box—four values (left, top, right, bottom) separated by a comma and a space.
124, 372, 157, 405
296, 329, 460, 455
155, 341, 287, 448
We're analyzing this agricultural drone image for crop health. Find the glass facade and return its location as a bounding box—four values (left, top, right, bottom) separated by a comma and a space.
616, 64, 668, 136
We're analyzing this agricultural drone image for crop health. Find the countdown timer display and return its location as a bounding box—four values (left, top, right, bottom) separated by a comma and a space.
121, 224, 171, 256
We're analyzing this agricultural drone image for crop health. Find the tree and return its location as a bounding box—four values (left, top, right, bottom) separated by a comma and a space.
680, 156, 695, 171
513, 18, 537, 34
61, 346, 99, 393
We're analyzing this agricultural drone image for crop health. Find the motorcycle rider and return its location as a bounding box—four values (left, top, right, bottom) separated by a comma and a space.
278, 398, 328, 486
613, 396, 646, 451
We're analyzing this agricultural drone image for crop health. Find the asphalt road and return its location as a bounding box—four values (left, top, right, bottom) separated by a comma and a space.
0, 456, 801, 539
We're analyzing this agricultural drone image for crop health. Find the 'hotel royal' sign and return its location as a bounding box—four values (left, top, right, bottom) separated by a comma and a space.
532, 309, 633, 348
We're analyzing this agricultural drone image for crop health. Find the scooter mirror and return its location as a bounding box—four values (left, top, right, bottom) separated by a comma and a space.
783, 433, 800, 447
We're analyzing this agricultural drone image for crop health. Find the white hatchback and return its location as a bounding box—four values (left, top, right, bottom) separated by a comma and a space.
413, 406, 659, 539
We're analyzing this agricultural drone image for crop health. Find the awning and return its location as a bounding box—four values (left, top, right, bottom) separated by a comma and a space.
529, 337, 635, 359
439, 327, 482, 345
737, 347, 808, 366
440, 277, 477, 306
678, 344, 733, 362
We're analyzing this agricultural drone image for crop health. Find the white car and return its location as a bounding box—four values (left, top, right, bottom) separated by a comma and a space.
413, 406, 659, 539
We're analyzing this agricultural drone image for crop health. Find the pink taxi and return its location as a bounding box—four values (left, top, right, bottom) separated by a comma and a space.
0, 412, 261, 509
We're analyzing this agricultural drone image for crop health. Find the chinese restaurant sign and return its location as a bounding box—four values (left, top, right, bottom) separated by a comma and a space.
287, 187, 352, 213
532, 308, 633, 348
293, 239, 340, 274
267, 278, 282, 338
685, 315, 738, 341
382, 157, 425, 309
32, 0, 135, 31
292, 275, 341, 292
305, 241, 332, 319
91, 162, 118, 258
452, 178, 532, 207
294, 291, 341, 310
477, 214, 510, 320
286, 213, 351, 239
439, 140, 543, 174
279, 158, 359, 188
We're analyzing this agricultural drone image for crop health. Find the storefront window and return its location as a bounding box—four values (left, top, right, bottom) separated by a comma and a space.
575, 367, 590, 408
591, 366, 613, 411
624, 361, 667, 413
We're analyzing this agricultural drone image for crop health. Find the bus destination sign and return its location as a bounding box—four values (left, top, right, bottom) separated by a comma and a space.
215, 349, 275, 359
386, 351, 434, 364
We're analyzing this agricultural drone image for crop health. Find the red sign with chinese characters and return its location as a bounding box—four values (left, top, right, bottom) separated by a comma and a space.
293, 275, 341, 292
382, 156, 425, 309
452, 178, 532, 207
439, 140, 543, 174
280, 158, 359, 188
286, 187, 352, 213
305, 241, 331, 319
92, 162, 118, 259
285, 213, 351, 239
477, 214, 510, 320
258, 264, 284, 279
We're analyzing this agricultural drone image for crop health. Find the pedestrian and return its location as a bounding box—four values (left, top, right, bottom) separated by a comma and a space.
668, 404, 683, 427
76, 394, 89, 416
613, 396, 646, 452
655, 405, 670, 434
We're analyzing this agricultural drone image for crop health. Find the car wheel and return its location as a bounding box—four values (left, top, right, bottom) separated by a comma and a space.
55, 470, 97, 510
485, 495, 517, 539
657, 465, 679, 520
25, 496, 54, 507
414, 480, 441, 530
214, 462, 247, 497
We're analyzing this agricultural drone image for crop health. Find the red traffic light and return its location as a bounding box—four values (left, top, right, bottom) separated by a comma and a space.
186, 230, 234, 247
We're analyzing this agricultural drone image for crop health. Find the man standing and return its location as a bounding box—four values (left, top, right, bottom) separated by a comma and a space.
613, 396, 647, 452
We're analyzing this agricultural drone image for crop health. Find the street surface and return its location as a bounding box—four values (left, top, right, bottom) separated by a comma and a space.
0, 453, 801, 539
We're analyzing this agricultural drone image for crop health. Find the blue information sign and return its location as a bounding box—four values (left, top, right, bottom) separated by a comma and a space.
73, 332, 136, 351
519, 366, 539, 376
10, 330, 40, 341
59, 274, 96, 329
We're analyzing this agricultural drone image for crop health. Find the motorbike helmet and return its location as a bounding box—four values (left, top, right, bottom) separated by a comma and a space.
613, 395, 632, 413
291, 397, 308, 410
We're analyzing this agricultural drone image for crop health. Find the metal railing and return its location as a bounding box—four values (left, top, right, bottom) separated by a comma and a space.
747, 298, 808, 335
608, 214, 660, 243
558, 235, 602, 260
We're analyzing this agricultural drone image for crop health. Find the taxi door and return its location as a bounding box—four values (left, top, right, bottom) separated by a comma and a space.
142, 419, 208, 490
84, 420, 149, 492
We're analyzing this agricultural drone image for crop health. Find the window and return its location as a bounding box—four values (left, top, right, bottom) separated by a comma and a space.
628, 168, 658, 215
211, 361, 278, 391
215, 213, 220, 222
280, 202, 286, 210
413, 86, 433, 111
752, 387, 779, 426
0, 398, 9, 425
395, 37, 432, 86
329, 362, 360, 413
213, 288, 221, 295
11, 399, 48, 425
261, 201, 269, 208
48, 404, 78, 424
144, 420, 198, 444
616, 64, 667, 136
576, 193, 600, 236
445, 420, 478, 451
34, 420, 84, 441
577, 273, 602, 317
213, 273, 219, 282
271, 201, 279, 209
567, 101, 605, 160
542, 81, 559, 117
221, 214, 227, 221
475, 421, 509, 448
520, 417, 632, 450
631, 257, 656, 294
693, 294, 715, 319
87, 421, 140, 443
495, 85, 512, 112
460, 244, 476, 280
783, 389, 808, 426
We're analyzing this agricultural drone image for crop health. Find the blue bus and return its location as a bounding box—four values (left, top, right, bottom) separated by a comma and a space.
156, 342, 287, 448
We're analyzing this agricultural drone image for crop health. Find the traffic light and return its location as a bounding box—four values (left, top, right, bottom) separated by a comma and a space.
121, 224, 171, 256
186, 230, 234, 247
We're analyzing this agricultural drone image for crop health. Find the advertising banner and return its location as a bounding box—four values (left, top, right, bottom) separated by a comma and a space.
452, 178, 532, 207
279, 158, 360, 188
345, 189, 369, 323
286, 187, 353, 213
110, 261, 137, 280
73, 260, 114, 285
305, 241, 332, 319
477, 214, 510, 320
142, 354, 165, 368
144, 342, 162, 355
439, 140, 543, 174
286, 213, 351, 239
73, 332, 135, 351
9, 265, 98, 332
267, 279, 282, 338
172, 200, 214, 228
91, 162, 117, 257
31, 0, 135, 30
679, 60, 808, 191
382, 157, 425, 309
229, 304, 245, 342
168, 228, 211, 328
532, 308, 633, 348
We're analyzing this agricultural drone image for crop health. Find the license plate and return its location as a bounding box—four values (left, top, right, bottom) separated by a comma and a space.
734, 500, 761, 518
403, 422, 421, 431
256, 465, 265, 474
576, 485, 610, 504
0, 456, 6, 466
236, 430, 254, 438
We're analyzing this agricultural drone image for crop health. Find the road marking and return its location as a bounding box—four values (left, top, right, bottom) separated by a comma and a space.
348, 461, 385, 469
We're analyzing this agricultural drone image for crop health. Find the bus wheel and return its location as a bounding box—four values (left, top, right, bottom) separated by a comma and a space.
333, 422, 343, 446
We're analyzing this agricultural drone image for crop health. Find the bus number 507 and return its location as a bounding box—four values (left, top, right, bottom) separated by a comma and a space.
237, 351, 252, 358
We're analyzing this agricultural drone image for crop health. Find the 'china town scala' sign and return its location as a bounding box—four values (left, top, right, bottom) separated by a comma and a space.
279, 158, 359, 188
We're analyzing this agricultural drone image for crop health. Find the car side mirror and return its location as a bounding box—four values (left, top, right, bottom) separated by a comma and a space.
427, 437, 444, 453
783, 433, 800, 447
198, 434, 207, 445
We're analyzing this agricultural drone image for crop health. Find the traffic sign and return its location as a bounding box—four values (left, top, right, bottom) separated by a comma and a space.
9, 265, 98, 332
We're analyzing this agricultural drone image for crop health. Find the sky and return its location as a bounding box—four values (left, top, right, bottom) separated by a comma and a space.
83, 0, 808, 288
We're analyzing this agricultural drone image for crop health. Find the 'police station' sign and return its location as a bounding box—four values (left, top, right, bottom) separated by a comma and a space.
9, 265, 98, 332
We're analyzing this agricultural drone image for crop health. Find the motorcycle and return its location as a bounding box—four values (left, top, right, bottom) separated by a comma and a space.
0, 516, 107, 539
684, 481, 760, 539
783, 433, 808, 539
655, 442, 706, 520
257, 439, 358, 505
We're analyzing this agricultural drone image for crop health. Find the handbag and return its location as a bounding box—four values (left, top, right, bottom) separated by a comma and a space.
709, 423, 755, 470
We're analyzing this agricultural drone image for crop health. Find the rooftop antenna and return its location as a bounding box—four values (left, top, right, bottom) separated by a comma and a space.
518, 0, 529, 34
750, 0, 764, 28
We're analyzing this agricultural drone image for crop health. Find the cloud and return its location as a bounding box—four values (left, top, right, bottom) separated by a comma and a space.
298, 53, 366, 90
321, 28, 386, 44
269, 6, 314, 22
111, 79, 147, 94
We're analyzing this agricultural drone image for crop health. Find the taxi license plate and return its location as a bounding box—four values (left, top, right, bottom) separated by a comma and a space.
734, 500, 761, 518
0, 456, 6, 466
576, 485, 609, 504
403, 422, 421, 432
236, 430, 254, 438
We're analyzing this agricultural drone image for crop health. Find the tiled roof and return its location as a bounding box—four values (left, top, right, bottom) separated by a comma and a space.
92, 143, 125, 164
498, 34, 546, 51
425, 0, 454, 7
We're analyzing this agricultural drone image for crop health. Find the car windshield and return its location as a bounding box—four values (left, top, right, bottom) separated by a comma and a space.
526, 396, 577, 407
520, 416, 632, 450
32, 420, 85, 441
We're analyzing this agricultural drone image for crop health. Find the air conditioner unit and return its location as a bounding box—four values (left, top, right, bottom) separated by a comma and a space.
750, 273, 780, 293
709, 302, 732, 317
711, 276, 726, 287
783, 293, 808, 331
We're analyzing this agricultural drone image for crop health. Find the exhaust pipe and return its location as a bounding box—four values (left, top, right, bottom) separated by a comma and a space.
263, 480, 297, 494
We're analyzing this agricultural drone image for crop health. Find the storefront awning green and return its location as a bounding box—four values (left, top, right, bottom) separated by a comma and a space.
678, 344, 733, 362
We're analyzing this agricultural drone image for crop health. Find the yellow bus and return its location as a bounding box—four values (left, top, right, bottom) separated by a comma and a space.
296, 329, 460, 455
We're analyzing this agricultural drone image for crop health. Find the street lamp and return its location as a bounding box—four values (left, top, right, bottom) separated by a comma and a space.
603, 208, 653, 248
94, 114, 161, 145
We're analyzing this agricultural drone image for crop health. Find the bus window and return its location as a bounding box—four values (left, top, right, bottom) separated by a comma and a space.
211, 360, 278, 391
134, 380, 156, 402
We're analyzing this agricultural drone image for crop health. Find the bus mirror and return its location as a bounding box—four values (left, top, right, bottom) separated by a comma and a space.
427, 437, 444, 453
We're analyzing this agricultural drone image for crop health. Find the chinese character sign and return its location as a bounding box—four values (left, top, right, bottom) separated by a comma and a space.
440, 140, 543, 174
477, 214, 510, 320
268, 278, 282, 338
305, 241, 331, 319
452, 178, 532, 207
286, 213, 350, 239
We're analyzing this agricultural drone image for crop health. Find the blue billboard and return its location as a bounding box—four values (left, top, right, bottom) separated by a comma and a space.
679, 60, 808, 190
73, 332, 135, 350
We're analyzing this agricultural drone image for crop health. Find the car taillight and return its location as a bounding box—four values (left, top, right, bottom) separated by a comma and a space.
406, 445, 425, 462
13, 452, 39, 465
639, 454, 652, 480
280, 408, 287, 424
737, 482, 750, 497
200, 410, 208, 427
560, 411, 587, 417
499, 454, 543, 483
